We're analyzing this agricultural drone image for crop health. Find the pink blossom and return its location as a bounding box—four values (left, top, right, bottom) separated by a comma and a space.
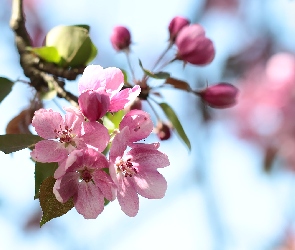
31, 108, 109, 163
53, 149, 116, 219
168, 16, 190, 43
110, 26, 131, 51
109, 123, 170, 216
175, 24, 215, 66
78, 65, 140, 116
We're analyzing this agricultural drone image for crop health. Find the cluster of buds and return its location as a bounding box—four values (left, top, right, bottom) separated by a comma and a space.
109, 17, 237, 142
31, 65, 170, 218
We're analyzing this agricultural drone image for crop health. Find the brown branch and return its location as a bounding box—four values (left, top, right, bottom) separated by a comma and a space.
10, 0, 79, 106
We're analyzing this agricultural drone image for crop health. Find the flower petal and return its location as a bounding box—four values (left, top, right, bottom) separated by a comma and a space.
133, 170, 167, 199
109, 85, 141, 113
53, 172, 79, 203
82, 121, 110, 152
32, 109, 63, 139
103, 67, 124, 95
78, 90, 110, 121
109, 126, 129, 162
93, 170, 117, 201
31, 140, 68, 163
78, 65, 104, 94
129, 145, 170, 169
117, 176, 139, 217
73, 181, 105, 219
120, 110, 153, 143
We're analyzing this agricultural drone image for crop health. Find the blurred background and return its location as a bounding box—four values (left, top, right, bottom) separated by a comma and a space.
1, 0, 295, 249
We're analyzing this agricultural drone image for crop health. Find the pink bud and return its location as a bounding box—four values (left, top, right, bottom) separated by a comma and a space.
156, 122, 171, 141
110, 26, 131, 51
175, 24, 215, 66
198, 83, 239, 109
168, 16, 190, 43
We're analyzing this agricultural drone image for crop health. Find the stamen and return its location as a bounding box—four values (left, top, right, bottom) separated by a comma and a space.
116, 158, 138, 177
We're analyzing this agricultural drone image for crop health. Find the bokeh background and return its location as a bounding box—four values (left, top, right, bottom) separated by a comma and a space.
1, 0, 295, 249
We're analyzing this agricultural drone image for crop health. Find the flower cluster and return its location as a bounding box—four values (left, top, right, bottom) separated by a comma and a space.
31, 65, 170, 218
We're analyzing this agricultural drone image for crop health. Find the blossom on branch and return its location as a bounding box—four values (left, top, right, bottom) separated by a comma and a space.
109, 111, 170, 216
53, 148, 116, 219
30, 108, 109, 163
78, 65, 140, 120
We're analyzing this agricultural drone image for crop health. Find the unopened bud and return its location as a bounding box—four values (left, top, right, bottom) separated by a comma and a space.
110, 26, 131, 51
168, 16, 190, 43
175, 24, 215, 66
156, 122, 171, 141
198, 83, 238, 109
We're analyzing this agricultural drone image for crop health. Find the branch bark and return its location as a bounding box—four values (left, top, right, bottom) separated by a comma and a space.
10, 0, 79, 107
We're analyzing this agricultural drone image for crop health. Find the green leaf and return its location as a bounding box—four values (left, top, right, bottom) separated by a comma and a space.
104, 110, 125, 134
39, 176, 74, 227
0, 77, 14, 103
73, 24, 90, 31
27, 46, 61, 64
159, 103, 191, 150
45, 25, 97, 67
34, 162, 58, 199
138, 60, 170, 79
0, 134, 43, 154
165, 77, 192, 91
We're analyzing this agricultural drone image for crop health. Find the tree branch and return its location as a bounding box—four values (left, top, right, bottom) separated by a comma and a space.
10, 0, 79, 107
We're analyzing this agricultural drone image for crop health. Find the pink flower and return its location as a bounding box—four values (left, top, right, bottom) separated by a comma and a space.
119, 109, 154, 144
197, 83, 239, 108
31, 108, 109, 163
53, 149, 116, 219
110, 26, 131, 51
175, 24, 215, 66
168, 16, 190, 43
109, 111, 170, 216
78, 65, 141, 117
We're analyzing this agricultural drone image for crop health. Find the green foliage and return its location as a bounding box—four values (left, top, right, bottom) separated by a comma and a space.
34, 162, 58, 199
39, 176, 74, 227
165, 77, 192, 91
0, 134, 43, 154
138, 60, 170, 79
27, 46, 61, 64
40, 25, 98, 67
159, 103, 191, 151
0, 77, 14, 103
103, 110, 125, 134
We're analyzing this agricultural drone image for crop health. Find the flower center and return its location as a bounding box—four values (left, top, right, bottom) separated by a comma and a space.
116, 158, 138, 177
79, 168, 94, 183
54, 125, 76, 146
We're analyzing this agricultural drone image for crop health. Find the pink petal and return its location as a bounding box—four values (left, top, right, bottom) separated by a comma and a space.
133, 170, 167, 199
78, 90, 110, 121
78, 65, 104, 94
117, 176, 139, 217
93, 170, 117, 201
31, 140, 68, 163
82, 122, 110, 152
120, 110, 153, 143
109, 126, 129, 162
73, 181, 105, 219
32, 109, 63, 139
109, 85, 141, 113
104, 67, 124, 95
53, 172, 79, 203
128, 146, 170, 169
